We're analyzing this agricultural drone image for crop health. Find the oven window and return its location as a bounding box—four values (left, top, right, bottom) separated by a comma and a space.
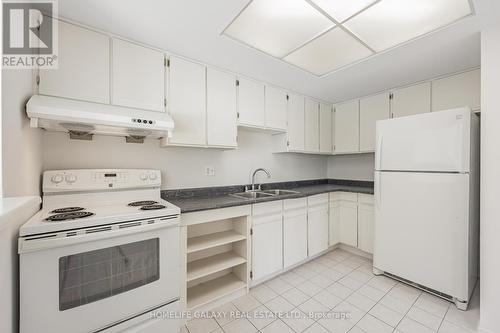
59, 238, 159, 311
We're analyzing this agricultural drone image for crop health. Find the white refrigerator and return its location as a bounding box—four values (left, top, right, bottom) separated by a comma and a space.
373, 107, 479, 310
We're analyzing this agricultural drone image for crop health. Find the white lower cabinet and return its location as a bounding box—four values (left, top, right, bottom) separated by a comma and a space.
250, 191, 374, 282
329, 192, 374, 253
338, 195, 358, 248
251, 201, 283, 280
307, 194, 329, 256
329, 197, 340, 246
283, 198, 308, 268
357, 194, 375, 254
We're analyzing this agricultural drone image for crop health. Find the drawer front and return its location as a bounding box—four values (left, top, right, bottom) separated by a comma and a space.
284, 197, 307, 211
358, 193, 374, 205
330, 191, 358, 202
252, 200, 283, 216
308, 193, 329, 206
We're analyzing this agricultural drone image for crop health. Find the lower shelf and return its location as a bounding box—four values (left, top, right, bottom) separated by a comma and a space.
187, 274, 246, 310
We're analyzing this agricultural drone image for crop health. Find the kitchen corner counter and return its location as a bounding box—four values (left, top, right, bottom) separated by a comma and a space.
162, 179, 374, 213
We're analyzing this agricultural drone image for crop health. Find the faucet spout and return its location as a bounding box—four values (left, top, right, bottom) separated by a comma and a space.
250, 168, 271, 191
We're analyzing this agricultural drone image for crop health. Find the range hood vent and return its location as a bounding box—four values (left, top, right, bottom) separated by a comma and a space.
26, 95, 174, 142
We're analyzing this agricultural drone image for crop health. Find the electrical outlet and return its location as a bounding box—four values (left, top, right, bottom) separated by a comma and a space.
204, 166, 215, 176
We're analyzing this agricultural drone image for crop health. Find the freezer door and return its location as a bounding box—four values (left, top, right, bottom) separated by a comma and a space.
375, 107, 471, 172
373, 171, 470, 300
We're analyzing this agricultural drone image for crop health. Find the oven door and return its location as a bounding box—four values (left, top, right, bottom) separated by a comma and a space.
19, 216, 180, 333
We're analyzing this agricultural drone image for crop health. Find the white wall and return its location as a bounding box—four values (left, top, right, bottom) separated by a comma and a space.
42, 129, 328, 189
327, 154, 375, 181
1, 69, 43, 197
477, 1, 500, 332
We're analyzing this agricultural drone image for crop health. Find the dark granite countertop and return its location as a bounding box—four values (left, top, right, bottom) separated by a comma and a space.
162, 179, 374, 213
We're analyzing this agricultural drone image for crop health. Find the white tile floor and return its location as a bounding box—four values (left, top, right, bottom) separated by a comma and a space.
184, 249, 480, 333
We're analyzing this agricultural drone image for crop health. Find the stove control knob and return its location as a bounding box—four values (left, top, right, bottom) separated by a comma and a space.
149, 173, 157, 181
51, 174, 64, 184
140, 173, 148, 181
65, 174, 77, 183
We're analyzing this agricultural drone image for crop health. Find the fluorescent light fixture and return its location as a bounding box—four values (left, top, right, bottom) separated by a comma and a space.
284, 28, 373, 75
344, 0, 472, 52
223, 0, 334, 58
309, 0, 378, 22
222, 0, 473, 76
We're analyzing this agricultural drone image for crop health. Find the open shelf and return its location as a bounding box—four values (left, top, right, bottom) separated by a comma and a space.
187, 252, 246, 282
187, 273, 246, 310
187, 230, 246, 254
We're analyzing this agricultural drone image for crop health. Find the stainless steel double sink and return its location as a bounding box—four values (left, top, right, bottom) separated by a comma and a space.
230, 189, 299, 199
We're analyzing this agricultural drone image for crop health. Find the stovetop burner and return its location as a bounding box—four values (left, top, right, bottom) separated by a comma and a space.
45, 211, 95, 222
128, 200, 158, 207
50, 207, 85, 214
139, 204, 166, 211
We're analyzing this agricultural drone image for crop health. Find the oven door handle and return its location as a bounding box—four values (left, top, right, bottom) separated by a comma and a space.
18, 216, 180, 254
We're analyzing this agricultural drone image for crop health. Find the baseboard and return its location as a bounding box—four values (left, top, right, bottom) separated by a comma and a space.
337, 243, 373, 260
250, 247, 335, 287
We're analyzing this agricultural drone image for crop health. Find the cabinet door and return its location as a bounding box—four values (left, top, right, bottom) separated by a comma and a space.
283, 211, 308, 268
329, 199, 340, 246
39, 20, 110, 104
252, 219, 283, 280
265, 85, 287, 131
339, 200, 358, 247
391, 82, 431, 118
359, 93, 390, 152
207, 68, 237, 147
305, 99, 320, 152
112, 39, 165, 111
334, 100, 359, 153
308, 207, 329, 256
287, 94, 305, 151
358, 195, 374, 254
319, 103, 333, 153
238, 77, 265, 128
168, 56, 206, 145
431, 69, 481, 112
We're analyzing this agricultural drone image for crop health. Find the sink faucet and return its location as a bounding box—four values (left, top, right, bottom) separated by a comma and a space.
249, 168, 271, 191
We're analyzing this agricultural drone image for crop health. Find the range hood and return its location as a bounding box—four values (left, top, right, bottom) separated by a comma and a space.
26, 95, 174, 143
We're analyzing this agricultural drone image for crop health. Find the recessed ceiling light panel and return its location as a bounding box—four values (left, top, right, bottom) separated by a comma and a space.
284, 28, 373, 76
223, 0, 334, 58
309, 0, 378, 22
344, 0, 472, 52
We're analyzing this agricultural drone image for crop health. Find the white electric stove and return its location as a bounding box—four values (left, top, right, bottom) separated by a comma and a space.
19, 169, 181, 333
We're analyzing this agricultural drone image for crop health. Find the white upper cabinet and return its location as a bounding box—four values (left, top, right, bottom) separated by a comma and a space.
39, 20, 110, 104
391, 82, 431, 118
237, 77, 265, 128
305, 99, 320, 153
167, 56, 206, 146
112, 39, 165, 112
334, 100, 360, 154
207, 68, 237, 147
287, 94, 305, 152
359, 93, 390, 152
265, 85, 287, 131
319, 103, 333, 154
432, 69, 481, 112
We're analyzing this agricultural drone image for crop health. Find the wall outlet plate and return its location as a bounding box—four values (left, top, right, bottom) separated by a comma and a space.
204, 166, 215, 176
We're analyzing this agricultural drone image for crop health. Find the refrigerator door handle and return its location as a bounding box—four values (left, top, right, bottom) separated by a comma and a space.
376, 135, 383, 170
375, 172, 381, 210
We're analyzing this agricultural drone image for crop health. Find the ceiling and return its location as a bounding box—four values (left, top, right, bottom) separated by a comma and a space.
58, 0, 480, 103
